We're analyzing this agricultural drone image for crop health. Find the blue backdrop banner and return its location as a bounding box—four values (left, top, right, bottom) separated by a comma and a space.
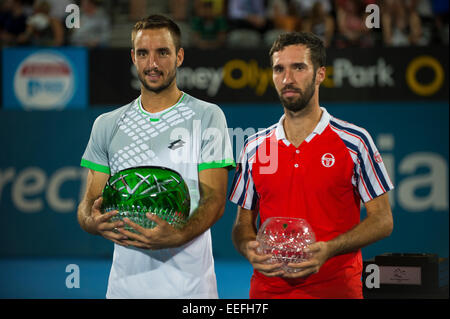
0, 102, 448, 260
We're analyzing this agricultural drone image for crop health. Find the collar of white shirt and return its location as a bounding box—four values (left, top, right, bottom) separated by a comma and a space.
275, 107, 331, 146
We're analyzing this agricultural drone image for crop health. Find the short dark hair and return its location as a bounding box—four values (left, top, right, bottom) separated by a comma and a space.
131, 14, 181, 51
269, 32, 326, 70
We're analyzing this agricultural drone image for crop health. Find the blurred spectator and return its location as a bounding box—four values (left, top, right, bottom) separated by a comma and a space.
335, 0, 375, 48
0, 0, 28, 46
302, 1, 335, 47
266, 0, 300, 32
69, 0, 110, 47
227, 0, 275, 47
262, 0, 295, 46
16, 0, 64, 46
431, 0, 449, 45
191, 0, 227, 49
169, 0, 191, 22
291, 0, 333, 19
227, 0, 269, 33
129, 0, 146, 21
381, 0, 424, 46
45, 0, 72, 22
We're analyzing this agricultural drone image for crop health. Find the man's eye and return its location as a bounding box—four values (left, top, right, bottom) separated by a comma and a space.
273, 67, 283, 73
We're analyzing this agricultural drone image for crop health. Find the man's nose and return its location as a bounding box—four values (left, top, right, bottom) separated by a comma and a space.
282, 70, 294, 85
146, 53, 158, 68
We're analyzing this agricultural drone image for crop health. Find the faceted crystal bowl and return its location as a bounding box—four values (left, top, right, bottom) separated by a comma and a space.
101, 166, 190, 233
256, 217, 316, 272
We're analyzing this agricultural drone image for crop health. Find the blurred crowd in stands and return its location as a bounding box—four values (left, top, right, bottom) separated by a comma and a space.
0, 0, 110, 47
1, 0, 448, 48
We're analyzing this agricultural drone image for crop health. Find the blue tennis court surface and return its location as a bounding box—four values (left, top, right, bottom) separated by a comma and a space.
0, 258, 253, 299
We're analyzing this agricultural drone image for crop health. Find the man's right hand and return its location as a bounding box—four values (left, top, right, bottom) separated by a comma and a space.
244, 240, 284, 277
87, 197, 129, 246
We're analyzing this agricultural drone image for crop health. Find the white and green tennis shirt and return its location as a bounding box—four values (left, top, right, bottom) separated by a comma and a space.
81, 92, 234, 298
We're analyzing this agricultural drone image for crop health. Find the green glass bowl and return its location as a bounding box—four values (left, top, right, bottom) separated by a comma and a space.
101, 166, 190, 233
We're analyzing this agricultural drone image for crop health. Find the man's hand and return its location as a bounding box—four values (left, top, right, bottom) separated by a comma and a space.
116, 212, 185, 250
115, 167, 229, 250
87, 197, 129, 246
232, 207, 285, 276
281, 241, 331, 279
243, 241, 284, 277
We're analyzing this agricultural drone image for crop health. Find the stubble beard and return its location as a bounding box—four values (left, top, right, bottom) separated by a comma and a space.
138, 62, 177, 94
279, 75, 316, 113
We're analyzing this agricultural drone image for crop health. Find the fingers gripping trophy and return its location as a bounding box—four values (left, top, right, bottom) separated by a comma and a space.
101, 166, 191, 234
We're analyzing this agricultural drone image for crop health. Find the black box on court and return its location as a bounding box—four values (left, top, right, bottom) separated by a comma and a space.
362, 253, 448, 298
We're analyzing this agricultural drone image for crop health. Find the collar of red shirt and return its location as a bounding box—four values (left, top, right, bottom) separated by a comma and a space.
275, 107, 331, 146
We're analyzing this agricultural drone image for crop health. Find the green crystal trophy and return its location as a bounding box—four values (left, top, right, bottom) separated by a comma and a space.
101, 166, 190, 233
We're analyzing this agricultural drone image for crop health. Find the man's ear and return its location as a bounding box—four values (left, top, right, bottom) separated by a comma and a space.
131, 48, 136, 65
316, 66, 326, 85
176, 48, 184, 67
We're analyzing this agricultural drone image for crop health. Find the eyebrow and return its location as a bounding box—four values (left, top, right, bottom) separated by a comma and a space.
273, 62, 308, 69
135, 48, 148, 54
135, 47, 171, 53
292, 62, 307, 68
156, 47, 171, 53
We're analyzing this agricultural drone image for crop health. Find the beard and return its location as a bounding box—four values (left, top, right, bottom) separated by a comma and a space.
278, 75, 316, 113
138, 63, 177, 94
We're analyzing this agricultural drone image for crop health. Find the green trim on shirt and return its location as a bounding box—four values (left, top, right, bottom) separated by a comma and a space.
138, 92, 186, 122
80, 159, 110, 174
198, 158, 236, 172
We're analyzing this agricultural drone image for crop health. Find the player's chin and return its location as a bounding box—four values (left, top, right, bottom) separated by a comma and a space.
146, 82, 168, 93
145, 79, 163, 87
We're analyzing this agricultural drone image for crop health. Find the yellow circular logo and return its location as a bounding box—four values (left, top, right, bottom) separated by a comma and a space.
406, 56, 444, 96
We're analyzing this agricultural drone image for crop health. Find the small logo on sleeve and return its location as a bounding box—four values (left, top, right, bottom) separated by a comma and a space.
321, 153, 335, 167
374, 151, 383, 163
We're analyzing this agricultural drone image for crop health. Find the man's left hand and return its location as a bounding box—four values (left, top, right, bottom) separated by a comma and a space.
281, 241, 331, 279
116, 213, 185, 250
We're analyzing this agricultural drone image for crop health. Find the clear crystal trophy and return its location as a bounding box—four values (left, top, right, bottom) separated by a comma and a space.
256, 217, 316, 272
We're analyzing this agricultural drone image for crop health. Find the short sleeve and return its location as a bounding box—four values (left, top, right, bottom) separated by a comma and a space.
198, 105, 235, 171
228, 139, 258, 210
80, 115, 111, 174
352, 129, 394, 203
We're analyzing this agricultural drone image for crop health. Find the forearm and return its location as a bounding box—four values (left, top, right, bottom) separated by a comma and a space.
77, 199, 98, 235
231, 206, 259, 258
179, 195, 225, 244
326, 212, 393, 258
176, 167, 228, 244
232, 222, 257, 258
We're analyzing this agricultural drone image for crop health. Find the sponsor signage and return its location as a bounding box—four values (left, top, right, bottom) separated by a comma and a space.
2, 48, 87, 110
89, 47, 448, 105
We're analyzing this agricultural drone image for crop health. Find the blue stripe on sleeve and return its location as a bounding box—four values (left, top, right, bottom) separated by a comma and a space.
330, 120, 390, 192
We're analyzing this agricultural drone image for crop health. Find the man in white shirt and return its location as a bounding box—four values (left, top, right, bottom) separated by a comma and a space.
77, 14, 234, 298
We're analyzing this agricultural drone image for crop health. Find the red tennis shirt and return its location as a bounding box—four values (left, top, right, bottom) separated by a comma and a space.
229, 108, 394, 299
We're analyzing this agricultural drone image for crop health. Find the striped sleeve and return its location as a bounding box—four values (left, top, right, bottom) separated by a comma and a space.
228, 126, 276, 209
330, 118, 394, 203
228, 138, 258, 210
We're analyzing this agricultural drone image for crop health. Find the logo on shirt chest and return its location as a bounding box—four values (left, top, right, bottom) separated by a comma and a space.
168, 139, 186, 150
321, 153, 335, 167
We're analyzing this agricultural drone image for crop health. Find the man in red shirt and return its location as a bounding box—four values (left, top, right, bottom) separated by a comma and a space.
229, 32, 394, 299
